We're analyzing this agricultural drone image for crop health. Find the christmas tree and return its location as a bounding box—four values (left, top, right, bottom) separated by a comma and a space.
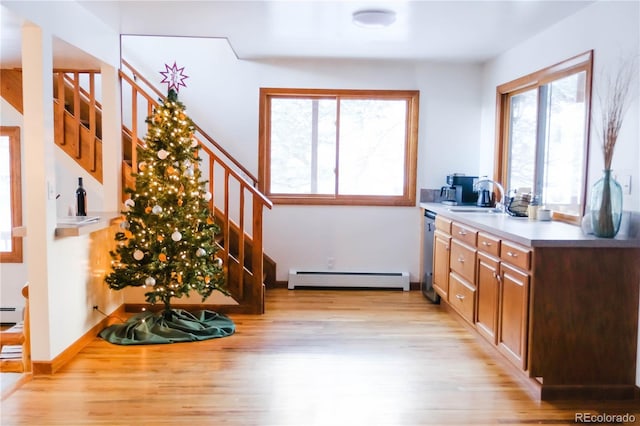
105, 89, 226, 317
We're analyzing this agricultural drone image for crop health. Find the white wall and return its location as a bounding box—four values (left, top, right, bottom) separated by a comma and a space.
1, 1, 123, 362
122, 36, 483, 283
3, 0, 120, 67
478, 0, 640, 386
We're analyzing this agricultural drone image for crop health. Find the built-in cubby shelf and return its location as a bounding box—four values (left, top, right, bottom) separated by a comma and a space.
12, 212, 120, 239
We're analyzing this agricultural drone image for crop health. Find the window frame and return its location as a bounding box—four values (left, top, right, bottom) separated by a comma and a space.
494, 50, 593, 224
258, 88, 420, 206
0, 126, 23, 263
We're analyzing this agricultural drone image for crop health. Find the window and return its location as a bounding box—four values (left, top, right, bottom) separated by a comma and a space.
259, 88, 419, 206
0, 126, 23, 263
495, 51, 593, 223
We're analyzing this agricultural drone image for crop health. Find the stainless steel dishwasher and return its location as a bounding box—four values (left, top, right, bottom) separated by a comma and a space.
421, 209, 440, 303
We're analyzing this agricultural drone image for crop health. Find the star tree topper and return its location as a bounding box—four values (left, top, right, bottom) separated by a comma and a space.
160, 62, 189, 93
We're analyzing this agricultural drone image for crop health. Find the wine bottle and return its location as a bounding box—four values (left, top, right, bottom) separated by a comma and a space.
76, 177, 87, 216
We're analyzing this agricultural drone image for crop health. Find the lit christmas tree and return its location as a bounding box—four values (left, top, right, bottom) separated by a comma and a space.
101, 65, 234, 344
106, 88, 226, 315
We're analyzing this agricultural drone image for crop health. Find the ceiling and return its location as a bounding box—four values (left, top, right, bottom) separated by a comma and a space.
1, 0, 594, 68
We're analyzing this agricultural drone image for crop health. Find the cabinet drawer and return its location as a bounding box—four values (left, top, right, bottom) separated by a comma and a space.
478, 232, 500, 257
435, 215, 452, 234
451, 222, 478, 247
450, 239, 476, 283
500, 240, 531, 271
449, 272, 476, 323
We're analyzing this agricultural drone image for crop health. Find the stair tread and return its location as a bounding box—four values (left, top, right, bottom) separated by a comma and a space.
0, 358, 25, 373
0, 345, 22, 359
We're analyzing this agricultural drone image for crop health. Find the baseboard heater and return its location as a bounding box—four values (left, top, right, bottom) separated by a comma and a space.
288, 269, 409, 291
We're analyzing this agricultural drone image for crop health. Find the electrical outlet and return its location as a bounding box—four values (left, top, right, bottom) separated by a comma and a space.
622, 175, 631, 195
327, 257, 335, 270
47, 180, 56, 200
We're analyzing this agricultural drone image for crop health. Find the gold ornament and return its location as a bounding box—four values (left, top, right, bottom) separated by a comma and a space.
157, 235, 164, 242
177, 198, 183, 206
145, 206, 152, 214
158, 253, 167, 262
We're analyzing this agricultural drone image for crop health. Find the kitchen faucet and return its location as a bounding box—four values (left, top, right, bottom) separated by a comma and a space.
475, 177, 506, 212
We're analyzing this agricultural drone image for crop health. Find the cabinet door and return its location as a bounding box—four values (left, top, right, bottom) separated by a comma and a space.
476, 252, 500, 344
433, 230, 451, 299
498, 262, 530, 370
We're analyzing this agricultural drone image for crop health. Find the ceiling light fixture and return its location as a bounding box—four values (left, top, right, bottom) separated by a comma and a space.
352, 9, 397, 28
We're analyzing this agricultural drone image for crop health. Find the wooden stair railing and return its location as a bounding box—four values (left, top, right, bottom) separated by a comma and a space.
52, 70, 103, 183
1, 65, 274, 314
119, 60, 273, 314
0, 284, 30, 373
1, 68, 103, 183
0, 69, 24, 113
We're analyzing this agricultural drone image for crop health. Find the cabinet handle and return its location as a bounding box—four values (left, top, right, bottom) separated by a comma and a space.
457, 256, 465, 263
507, 251, 518, 258
482, 241, 491, 246
458, 230, 467, 236
445, 245, 450, 251
455, 294, 465, 300
493, 271, 502, 283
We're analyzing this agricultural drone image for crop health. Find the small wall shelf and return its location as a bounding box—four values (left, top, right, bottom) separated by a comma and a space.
54, 212, 120, 237
12, 212, 120, 239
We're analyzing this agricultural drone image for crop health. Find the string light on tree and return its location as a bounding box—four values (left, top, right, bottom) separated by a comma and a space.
105, 63, 227, 319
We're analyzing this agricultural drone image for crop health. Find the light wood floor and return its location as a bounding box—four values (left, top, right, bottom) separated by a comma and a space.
1, 289, 639, 425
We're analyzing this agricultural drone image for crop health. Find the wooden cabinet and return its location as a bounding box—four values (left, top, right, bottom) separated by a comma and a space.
475, 251, 500, 344
432, 230, 451, 299
433, 215, 452, 299
451, 222, 477, 247
500, 240, 530, 271
497, 262, 530, 370
449, 239, 476, 284
474, 231, 531, 370
435, 215, 452, 234
432, 221, 478, 325
448, 238, 477, 325
449, 272, 475, 323
477, 232, 500, 257
438, 218, 531, 371
426, 207, 640, 400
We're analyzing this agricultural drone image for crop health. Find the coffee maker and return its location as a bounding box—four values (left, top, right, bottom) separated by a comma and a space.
440, 174, 478, 205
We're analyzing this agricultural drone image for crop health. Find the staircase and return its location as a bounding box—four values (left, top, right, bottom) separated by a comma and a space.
0, 284, 30, 373
1, 64, 274, 314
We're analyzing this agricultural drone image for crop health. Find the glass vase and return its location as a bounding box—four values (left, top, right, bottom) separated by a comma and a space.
589, 170, 623, 238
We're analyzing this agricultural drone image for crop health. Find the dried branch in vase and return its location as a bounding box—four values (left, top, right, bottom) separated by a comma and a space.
590, 55, 637, 238
597, 55, 638, 170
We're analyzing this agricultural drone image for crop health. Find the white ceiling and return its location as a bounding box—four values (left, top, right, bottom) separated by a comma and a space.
1, 0, 595, 68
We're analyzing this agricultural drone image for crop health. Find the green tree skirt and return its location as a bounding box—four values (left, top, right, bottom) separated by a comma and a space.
99, 309, 235, 345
